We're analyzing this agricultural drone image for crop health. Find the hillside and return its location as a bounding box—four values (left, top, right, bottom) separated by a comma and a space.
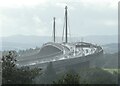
91, 52, 118, 68
0, 35, 118, 51
102, 43, 119, 54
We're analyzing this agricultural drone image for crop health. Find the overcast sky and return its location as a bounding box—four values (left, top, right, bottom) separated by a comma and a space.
0, 0, 119, 37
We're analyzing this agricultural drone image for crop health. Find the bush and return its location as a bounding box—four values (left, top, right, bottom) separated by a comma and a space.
53, 71, 80, 84
79, 68, 117, 84
2, 51, 41, 84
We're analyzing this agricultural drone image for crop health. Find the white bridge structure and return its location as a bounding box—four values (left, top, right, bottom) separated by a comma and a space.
16, 41, 103, 68
16, 6, 103, 70
35, 42, 103, 64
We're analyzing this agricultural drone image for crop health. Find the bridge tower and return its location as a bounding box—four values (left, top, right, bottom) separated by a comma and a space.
65, 6, 68, 43
53, 17, 56, 42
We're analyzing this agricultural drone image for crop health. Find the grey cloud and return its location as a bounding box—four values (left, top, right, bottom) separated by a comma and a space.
0, 1, 118, 37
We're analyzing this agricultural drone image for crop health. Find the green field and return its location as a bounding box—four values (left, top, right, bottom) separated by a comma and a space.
103, 68, 120, 74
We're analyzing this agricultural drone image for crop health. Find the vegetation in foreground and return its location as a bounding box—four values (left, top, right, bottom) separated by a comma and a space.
2, 51, 41, 84
1, 50, 119, 84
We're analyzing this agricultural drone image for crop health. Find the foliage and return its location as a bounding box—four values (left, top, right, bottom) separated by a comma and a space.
79, 68, 117, 84
2, 51, 41, 84
2, 51, 17, 84
53, 67, 117, 84
53, 71, 80, 84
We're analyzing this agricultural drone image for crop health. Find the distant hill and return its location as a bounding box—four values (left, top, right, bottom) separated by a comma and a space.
0, 35, 118, 51
91, 52, 118, 68
1, 35, 51, 51
73, 35, 118, 45
102, 43, 119, 54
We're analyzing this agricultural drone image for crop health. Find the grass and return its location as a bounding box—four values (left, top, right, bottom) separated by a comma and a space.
103, 68, 120, 74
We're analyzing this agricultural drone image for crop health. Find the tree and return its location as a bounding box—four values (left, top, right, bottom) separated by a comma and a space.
2, 51, 41, 84
53, 71, 80, 84
79, 68, 117, 84
2, 51, 17, 84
